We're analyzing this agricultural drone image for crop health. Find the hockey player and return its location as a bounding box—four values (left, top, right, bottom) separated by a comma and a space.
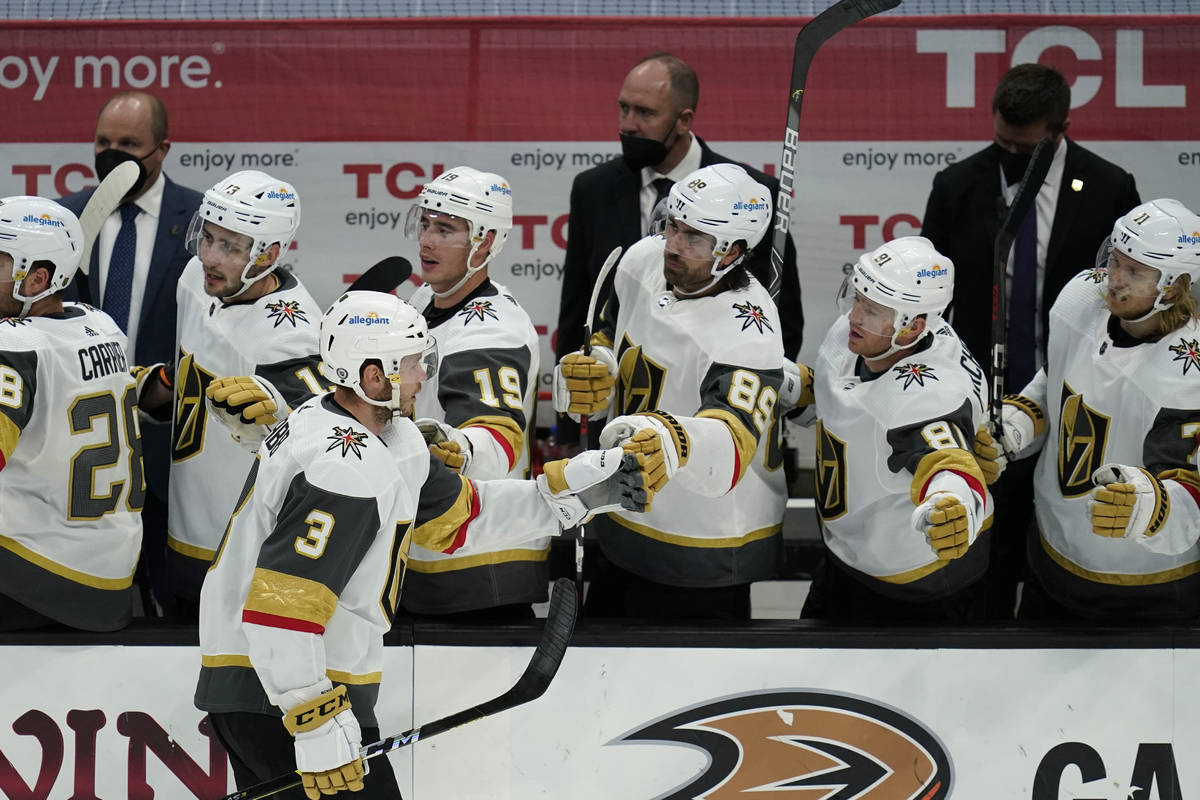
982, 199, 1200, 621
798, 237, 993, 623
140, 170, 322, 615
196, 290, 667, 798
400, 166, 546, 619
553, 163, 786, 620
0, 196, 144, 632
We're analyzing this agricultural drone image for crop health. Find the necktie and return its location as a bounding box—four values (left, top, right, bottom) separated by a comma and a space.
104, 203, 139, 331
1006, 207, 1037, 392
648, 177, 674, 233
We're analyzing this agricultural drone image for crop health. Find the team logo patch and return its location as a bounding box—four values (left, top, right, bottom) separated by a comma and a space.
732, 301, 774, 334
815, 421, 848, 521
326, 425, 368, 459
1084, 267, 1107, 284
1058, 381, 1111, 498
458, 299, 499, 324
1168, 338, 1200, 376
0, 317, 30, 327
615, 690, 952, 800
893, 363, 938, 389
265, 299, 309, 328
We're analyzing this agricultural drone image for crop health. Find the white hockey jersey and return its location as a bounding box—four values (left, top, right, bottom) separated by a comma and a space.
812, 315, 992, 600
0, 304, 142, 630
1029, 268, 1200, 619
589, 235, 786, 587
195, 393, 567, 723
405, 279, 548, 613
169, 259, 324, 600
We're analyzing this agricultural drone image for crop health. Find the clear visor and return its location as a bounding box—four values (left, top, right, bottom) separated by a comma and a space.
1103, 250, 1162, 299
404, 206, 471, 248
386, 340, 439, 386
836, 276, 897, 337
186, 214, 256, 270
662, 216, 718, 262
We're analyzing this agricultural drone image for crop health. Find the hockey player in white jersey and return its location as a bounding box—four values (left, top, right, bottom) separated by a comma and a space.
196, 290, 668, 798
553, 163, 786, 620
799, 237, 993, 622
143, 170, 323, 615
0, 196, 144, 632
400, 166, 547, 618
982, 199, 1200, 621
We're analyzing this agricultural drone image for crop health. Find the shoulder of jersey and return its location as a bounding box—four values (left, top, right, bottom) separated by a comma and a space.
862, 330, 976, 420
271, 398, 398, 497
253, 276, 321, 333
446, 288, 537, 348
1053, 267, 1109, 319
1149, 320, 1200, 393
0, 304, 122, 350
616, 235, 667, 286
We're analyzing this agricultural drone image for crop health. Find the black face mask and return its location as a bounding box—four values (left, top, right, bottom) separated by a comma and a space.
991, 143, 1032, 186
619, 117, 679, 171
94, 146, 155, 199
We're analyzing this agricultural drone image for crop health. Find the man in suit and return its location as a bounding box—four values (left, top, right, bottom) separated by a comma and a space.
59, 90, 203, 618
920, 63, 1140, 619
555, 52, 804, 448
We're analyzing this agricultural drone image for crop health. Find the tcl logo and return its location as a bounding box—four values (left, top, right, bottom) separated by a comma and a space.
841, 213, 923, 249
11, 163, 97, 196
343, 163, 447, 199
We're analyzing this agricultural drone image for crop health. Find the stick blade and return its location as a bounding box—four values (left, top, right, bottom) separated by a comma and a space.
76, 160, 141, 277
346, 256, 413, 293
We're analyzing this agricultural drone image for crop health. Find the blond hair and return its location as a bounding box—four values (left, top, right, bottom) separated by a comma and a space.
1153, 275, 1198, 338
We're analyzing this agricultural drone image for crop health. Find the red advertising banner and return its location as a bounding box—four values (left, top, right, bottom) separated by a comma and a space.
1, 15, 1196, 143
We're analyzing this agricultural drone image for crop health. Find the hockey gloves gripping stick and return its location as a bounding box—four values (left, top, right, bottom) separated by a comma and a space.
767, 0, 901, 302
217, 578, 578, 800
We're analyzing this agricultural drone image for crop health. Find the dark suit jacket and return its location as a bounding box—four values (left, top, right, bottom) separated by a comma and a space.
921, 138, 1140, 367
60, 174, 203, 502
555, 135, 804, 444
59, 174, 203, 367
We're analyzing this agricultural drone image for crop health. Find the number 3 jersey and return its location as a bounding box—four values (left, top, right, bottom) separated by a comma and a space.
590, 235, 786, 588
0, 304, 143, 631
812, 315, 992, 600
169, 259, 324, 600
1029, 268, 1200, 619
405, 279, 547, 613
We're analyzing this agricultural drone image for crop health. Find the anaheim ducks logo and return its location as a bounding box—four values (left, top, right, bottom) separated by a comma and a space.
814, 420, 848, 521
615, 690, 952, 799
1058, 381, 1111, 498
616, 333, 667, 415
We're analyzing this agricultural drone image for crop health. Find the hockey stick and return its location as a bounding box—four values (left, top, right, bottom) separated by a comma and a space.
989, 137, 1054, 446
218, 578, 579, 800
575, 245, 623, 602
76, 160, 141, 277
767, 0, 901, 302
346, 256, 413, 293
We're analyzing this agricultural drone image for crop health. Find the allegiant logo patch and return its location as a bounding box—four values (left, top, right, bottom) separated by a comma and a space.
1178, 232, 1200, 245
916, 266, 948, 278
733, 198, 768, 212
347, 313, 389, 325
490, 183, 512, 196
22, 213, 64, 227
266, 188, 296, 201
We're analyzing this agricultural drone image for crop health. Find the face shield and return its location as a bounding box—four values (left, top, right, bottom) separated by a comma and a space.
837, 276, 897, 337
662, 216, 719, 262
1102, 248, 1164, 304
186, 215, 257, 271
404, 206, 471, 250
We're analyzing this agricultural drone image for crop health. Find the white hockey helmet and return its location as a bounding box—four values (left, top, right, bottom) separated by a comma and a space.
839, 236, 954, 355
1103, 198, 1200, 316
660, 163, 772, 295
404, 166, 513, 298
187, 170, 301, 296
0, 195, 84, 317
319, 290, 438, 415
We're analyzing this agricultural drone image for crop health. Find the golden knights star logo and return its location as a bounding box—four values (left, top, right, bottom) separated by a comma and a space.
0, 317, 29, 327
265, 299, 309, 328
1058, 382, 1111, 498
326, 425, 368, 459
458, 299, 499, 325
1084, 267, 1107, 284
1169, 338, 1200, 376
893, 363, 938, 389
732, 301, 774, 334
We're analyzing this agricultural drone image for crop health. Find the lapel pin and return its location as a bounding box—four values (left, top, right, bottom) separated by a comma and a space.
171, 225, 181, 236
1071, 178, 1083, 192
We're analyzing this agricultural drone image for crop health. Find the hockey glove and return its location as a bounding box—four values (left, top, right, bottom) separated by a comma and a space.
205, 375, 288, 452
993, 394, 1047, 459
973, 425, 1005, 485
911, 473, 983, 561
415, 418, 473, 474
552, 347, 617, 421
778, 361, 815, 411
282, 685, 365, 800
537, 440, 668, 528
1087, 464, 1200, 558
599, 412, 685, 483
131, 362, 174, 422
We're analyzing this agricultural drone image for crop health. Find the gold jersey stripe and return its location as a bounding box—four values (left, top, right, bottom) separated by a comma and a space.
0, 414, 20, 461
200, 653, 381, 686
414, 478, 477, 553
1039, 527, 1200, 585
245, 567, 338, 628
908, 449, 986, 507
167, 534, 218, 561
461, 415, 524, 460
589, 331, 614, 350
608, 514, 780, 548
696, 408, 756, 485
875, 514, 994, 584
405, 546, 550, 573
0, 533, 135, 589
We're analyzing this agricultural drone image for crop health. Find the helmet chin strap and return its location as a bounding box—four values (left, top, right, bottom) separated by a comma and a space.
354, 380, 412, 421
431, 237, 493, 300
225, 252, 279, 301
672, 252, 745, 298
862, 317, 926, 362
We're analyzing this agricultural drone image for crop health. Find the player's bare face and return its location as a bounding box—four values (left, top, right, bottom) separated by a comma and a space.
198, 222, 256, 298
846, 292, 896, 357
415, 210, 471, 291
1104, 251, 1160, 318
662, 218, 718, 295
0, 252, 19, 317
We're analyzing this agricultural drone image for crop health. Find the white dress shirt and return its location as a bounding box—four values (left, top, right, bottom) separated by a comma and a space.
97, 171, 167, 357
639, 133, 703, 235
